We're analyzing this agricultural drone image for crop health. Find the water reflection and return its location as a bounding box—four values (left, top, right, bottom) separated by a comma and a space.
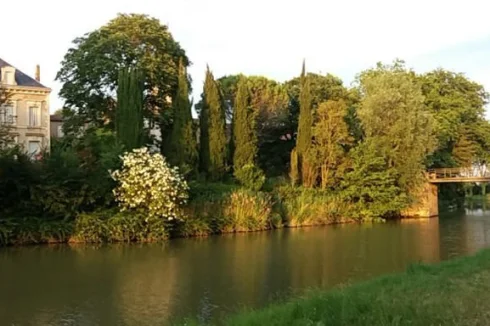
2, 204, 490, 325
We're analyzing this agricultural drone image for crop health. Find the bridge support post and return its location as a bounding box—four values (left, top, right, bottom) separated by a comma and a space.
403, 182, 438, 218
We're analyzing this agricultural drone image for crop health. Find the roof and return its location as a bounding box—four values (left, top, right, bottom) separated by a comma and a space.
0, 58, 48, 89
50, 114, 63, 122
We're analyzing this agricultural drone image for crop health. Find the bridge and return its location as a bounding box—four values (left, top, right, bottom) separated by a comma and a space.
427, 167, 490, 183
405, 166, 490, 218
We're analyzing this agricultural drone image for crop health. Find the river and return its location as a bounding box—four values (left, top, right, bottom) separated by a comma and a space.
1, 203, 490, 325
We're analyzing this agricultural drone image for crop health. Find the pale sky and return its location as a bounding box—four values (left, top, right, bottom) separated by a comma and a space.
3, 0, 490, 115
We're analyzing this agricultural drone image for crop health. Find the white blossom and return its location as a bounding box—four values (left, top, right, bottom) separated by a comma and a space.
111, 147, 189, 220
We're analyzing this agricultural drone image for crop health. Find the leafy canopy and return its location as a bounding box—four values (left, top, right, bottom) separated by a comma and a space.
56, 13, 189, 133
357, 60, 436, 192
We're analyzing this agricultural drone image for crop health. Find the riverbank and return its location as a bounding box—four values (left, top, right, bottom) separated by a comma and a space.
179, 248, 490, 325
0, 184, 365, 246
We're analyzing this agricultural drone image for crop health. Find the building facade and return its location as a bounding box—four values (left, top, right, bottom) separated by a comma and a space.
0, 58, 51, 155
50, 114, 63, 139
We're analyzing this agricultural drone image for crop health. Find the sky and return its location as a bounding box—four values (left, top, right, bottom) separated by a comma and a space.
2, 0, 490, 116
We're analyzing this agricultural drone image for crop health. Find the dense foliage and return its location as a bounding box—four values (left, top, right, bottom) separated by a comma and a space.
2, 13, 490, 245
56, 13, 189, 150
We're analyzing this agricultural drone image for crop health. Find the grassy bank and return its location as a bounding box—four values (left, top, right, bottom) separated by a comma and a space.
180, 249, 490, 325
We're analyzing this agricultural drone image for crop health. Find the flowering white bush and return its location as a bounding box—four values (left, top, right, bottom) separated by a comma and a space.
111, 147, 189, 220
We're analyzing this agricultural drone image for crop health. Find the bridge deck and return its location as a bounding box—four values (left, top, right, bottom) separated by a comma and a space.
428, 167, 490, 183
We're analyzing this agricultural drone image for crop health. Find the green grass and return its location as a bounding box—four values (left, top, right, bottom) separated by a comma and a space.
179, 249, 490, 325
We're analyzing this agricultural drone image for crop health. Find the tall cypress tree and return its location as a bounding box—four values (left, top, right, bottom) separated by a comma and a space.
199, 93, 210, 174
116, 67, 144, 150
170, 58, 198, 174
296, 60, 312, 158
233, 77, 257, 171
199, 66, 227, 179
292, 60, 313, 186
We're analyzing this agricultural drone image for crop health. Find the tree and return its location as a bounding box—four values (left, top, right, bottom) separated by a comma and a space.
312, 100, 352, 189
233, 77, 256, 170
199, 66, 227, 180
169, 58, 198, 175
296, 61, 313, 158
357, 60, 435, 193
219, 75, 290, 176
56, 13, 189, 147
293, 61, 313, 186
341, 139, 408, 220
420, 69, 490, 167
198, 93, 210, 174
232, 77, 265, 189
116, 67, 144, 151
285, 72, 350, 109
452, 128, 478, 166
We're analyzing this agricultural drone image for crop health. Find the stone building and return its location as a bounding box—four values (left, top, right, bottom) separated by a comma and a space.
0, 58, 51, 155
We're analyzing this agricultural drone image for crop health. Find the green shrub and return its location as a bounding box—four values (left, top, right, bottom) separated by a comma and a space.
0, 149, 40, 217
187, 181, 238, 201
274, 186, 352, 227
140, 216, 168, 242
234, 164, 266, 191
72, 212, 109, 243
219, 189, 273, 232
111, 148, 189, 220
0, 217, 72, 246
175, 217, 213, 238
184, 183, 275, 235
72, 209, 169, 243
0, 129, 123, 219
107, 212, 145, 242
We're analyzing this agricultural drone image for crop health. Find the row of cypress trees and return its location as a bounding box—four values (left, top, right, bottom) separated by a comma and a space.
198, 67, 263, 184
114, 62, 310, 186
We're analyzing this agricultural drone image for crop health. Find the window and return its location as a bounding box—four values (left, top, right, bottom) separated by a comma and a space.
0, 105, 15, 125
28, 141, 41, 156
4, 71, 13, 84
57, 125, 64, 137
28, 104, 41, 127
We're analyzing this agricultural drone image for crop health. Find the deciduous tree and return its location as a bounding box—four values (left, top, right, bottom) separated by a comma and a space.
312, 100, 352, 189
420, 69, 490, 167
358, 60, 435, 193
56, 13, 189, 149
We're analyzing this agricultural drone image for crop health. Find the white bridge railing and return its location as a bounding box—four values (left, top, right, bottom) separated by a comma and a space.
428, 165, 490, 181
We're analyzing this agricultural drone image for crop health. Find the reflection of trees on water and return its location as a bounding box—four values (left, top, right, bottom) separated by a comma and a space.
113, 244, 179, 325
279, 220, 441, 293
4, 214, 490, 324
0, 245, 122, 325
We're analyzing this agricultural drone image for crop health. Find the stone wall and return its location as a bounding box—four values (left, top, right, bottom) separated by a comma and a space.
403, 182, 439, 218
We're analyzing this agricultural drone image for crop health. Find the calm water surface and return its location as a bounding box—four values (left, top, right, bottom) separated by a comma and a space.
2, 204, 490, 325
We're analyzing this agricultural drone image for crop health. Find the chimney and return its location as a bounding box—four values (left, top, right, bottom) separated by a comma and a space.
35, 64, 40, 82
